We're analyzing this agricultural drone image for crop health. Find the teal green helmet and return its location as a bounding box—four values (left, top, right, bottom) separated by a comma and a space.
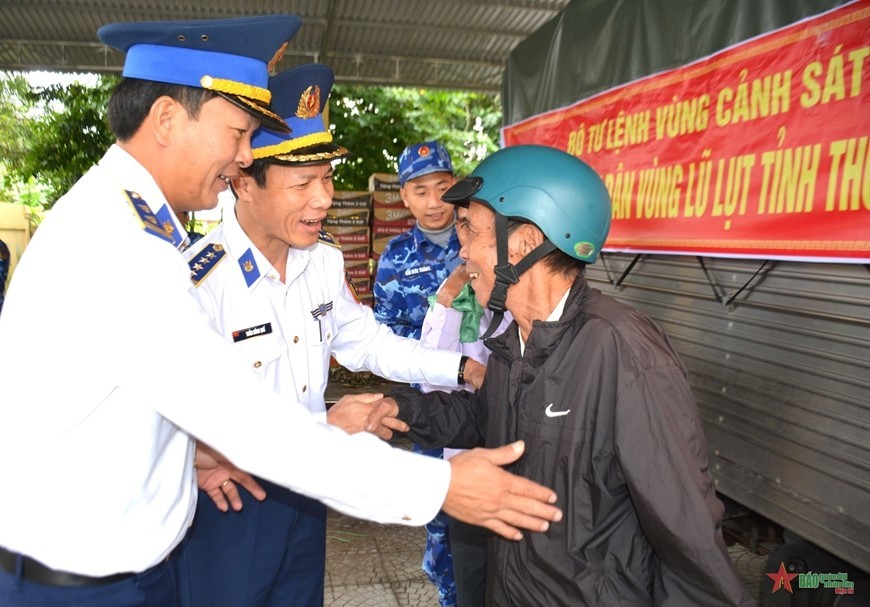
443, 144, 611, 263
443, 145, 611, 337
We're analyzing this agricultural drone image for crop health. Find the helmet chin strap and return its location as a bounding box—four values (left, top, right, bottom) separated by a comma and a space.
481, 213, 556, 340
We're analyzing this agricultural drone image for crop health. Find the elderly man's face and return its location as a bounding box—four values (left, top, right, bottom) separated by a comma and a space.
460, 201, 510, 308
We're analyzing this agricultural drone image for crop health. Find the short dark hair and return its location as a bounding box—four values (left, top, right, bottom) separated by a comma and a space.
107, 78, 218, 141
541, 249, 586, 277
240, 158, 271, 188
507, 219, 586, 277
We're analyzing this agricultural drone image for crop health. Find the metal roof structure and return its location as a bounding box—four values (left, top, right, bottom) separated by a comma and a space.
0, 0, 570, 92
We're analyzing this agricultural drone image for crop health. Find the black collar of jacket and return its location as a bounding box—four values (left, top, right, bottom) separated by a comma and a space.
484, 274, 590, 367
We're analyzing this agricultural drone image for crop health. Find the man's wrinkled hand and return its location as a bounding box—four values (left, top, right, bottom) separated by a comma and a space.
463, 358, 486, 390
436, 263, 471, 307
195, 441, 266, 513
362, 397, 409, 440
442, 441, 562, 541
327, 392, 386, 435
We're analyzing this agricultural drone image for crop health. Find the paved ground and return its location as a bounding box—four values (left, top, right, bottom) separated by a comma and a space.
321, 430, 439, 607
321, 440, 768, 606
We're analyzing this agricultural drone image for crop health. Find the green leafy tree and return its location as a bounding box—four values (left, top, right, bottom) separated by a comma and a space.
0, 73, 35, 178
330, 85, 501, 190
20, 75, 117, 206
2, 72, 501, 204
0, 73, 51, 229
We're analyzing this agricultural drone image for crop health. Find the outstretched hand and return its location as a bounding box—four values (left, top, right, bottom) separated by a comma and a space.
443, 441, 562, 541
195, 441, 266, 512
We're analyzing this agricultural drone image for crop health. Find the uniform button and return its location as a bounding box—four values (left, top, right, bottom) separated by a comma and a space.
302, 385, 307, 392
253, 361, 262, 368
326, 332, 331, 339
293, 336, 299, 343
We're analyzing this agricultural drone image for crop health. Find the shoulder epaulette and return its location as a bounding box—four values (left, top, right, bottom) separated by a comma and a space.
124, 190, 183, 248
318, 230, 342, 249
188, 243, 226, 286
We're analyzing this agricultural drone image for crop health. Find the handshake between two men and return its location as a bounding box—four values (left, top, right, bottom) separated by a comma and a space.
327, 390, 561, 541
198, 389, 561, 542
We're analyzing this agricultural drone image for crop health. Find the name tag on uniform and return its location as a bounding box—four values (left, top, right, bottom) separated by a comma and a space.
403, 265, 432, 277
232, 322, 273, 343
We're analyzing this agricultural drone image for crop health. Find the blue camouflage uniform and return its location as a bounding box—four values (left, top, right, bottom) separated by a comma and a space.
374, 223, 461, 607
374, 225, 461, 340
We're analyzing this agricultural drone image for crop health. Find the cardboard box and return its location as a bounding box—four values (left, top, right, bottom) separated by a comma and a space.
341, 248, 370, 261
373, 207, 414, 223
327, 207, 371, 219
351, 279, 372, 294
372, 190, 404, 207
332, 191, 372, 209
344, 258, 370, 273
324, 208, 370, 228
368, 172, 400, 193
329, 227, 371, 245
372, 224, 413, 238
327, 225, 370, 237
372, 234, 396, 258
345, 266, 371, 280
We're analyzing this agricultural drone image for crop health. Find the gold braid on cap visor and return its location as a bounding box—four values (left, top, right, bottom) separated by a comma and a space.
253, 131, 335, 160
226, 95, 286, 126
200, 75, 271, 103
270, 145, 349, 163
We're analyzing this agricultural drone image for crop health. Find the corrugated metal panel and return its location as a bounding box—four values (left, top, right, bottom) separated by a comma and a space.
0, 0, 571, 91
588, 254, 870, 571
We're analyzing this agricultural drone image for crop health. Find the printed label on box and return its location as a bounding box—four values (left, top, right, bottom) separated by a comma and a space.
324, 216, 369, 227
372, 190, 404, 206
373, 224, 413, 237
374, 207, 414, 222
368, 173, 400, 192
332, 191, 372, 208
333, 232, 371, 244
341, 249, 370, 261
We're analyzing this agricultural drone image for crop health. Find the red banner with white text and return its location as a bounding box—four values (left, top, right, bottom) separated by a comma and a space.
502, 1, 870, 263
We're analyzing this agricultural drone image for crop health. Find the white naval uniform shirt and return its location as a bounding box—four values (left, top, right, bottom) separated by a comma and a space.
0, 145, 450, 577
186, 208, 462, 422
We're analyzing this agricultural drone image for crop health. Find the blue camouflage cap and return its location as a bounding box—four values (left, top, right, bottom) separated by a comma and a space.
98, 15, 302, 132
398, 141, 453, 186
251, 63, 349, 165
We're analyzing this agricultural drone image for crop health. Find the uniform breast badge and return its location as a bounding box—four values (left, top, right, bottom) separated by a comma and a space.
310, 301, 334, 341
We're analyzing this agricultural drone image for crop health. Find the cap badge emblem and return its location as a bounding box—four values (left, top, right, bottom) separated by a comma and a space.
418, 145, 430, 157
267, 41, 288, 73
296, 85, 321, 119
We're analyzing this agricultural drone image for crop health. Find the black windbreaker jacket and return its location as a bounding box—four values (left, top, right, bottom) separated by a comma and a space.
393, 277, 756, 606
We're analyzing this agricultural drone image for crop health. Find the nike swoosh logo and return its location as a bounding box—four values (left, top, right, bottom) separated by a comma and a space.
545, 403, 571, 418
